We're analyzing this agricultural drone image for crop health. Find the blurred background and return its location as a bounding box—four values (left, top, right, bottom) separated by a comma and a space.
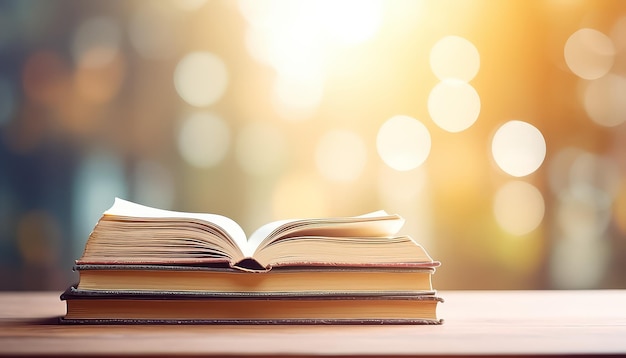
1, 0, 625, 291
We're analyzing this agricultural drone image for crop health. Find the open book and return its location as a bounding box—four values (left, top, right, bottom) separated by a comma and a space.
78, 198, 437, 272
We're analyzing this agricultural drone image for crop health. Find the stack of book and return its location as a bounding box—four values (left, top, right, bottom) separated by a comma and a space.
61, 198, 443, 324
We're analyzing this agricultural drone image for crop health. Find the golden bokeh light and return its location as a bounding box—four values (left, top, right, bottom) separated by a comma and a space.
4, 0, 626, 291
323, 0, 383, 45
491, 120, 546, 177
315, 129, 367, 182
239, 1, 328, 80
430, 35, 480, 82
428, 79, 481, 132
376, 115, 431, 172
583, 73, 626, 127
564, 28, 615, 80
177, 112, 230, 168
174, 52, 229, 107
493, 180, 545, 236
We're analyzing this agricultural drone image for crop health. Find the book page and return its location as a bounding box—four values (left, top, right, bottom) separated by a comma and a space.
245, 211, 405, 257
104, 198, 248, 252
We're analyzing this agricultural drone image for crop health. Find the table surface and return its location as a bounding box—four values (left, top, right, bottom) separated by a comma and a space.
1, 290, 625, 357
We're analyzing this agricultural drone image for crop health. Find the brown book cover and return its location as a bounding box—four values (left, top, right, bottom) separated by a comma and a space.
60, 286, 443, 325
73, 264, 437, 294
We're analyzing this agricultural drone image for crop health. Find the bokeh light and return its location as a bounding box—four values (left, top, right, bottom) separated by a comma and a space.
73, 53, 125, 105
491, 120, 546, 177
428, 79, 481, 132
430, 35, 480, 82
583, 73, 626, 127
564, 28, 615, 80
611, 16, 626, 51
323, 0, 383, 45
548, 147, 585, 196
377, 115, 431, 171
4, 1, 626, 292
236, 122, 288, 177
177, 112, 230, 168
174, 52, 229, 107
239, 1, 328, 83
315, 129, 367, 182
71, 16, 121, 68
493, 180, 545, 236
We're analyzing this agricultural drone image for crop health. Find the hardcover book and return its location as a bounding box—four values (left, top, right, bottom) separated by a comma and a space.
74, 264, 436, 294
60, 287, 443, 325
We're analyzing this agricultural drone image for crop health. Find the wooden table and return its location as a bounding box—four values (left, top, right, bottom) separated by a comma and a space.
1, 290, 625, 357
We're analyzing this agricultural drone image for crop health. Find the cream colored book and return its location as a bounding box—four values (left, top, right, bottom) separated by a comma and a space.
77, 198, 439, 272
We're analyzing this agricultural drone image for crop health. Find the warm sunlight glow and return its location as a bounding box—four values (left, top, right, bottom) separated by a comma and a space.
177, 112, 230, 168
428, 79, 481, 132
583, 74, 626, 127
175, 0, 208, 11
272, 172, 329, 219
494, 180, 545, 236
377, 115, 431, 171
564, 28, 615, 80
315, 129, 367, 182
239, 0, 383, 97
430, 35, 480, 82
491, 120, 546, 177
174, 52, 228, 107
271, 75, 324, 121
377, 165, 428, 205
236, 122, 288, 177
323, 0, 383, 45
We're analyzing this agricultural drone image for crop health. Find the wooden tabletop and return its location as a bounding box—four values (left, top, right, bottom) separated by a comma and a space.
1, 290, 625, 357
